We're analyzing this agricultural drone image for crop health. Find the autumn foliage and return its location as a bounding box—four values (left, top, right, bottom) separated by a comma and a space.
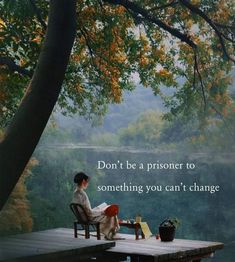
0, 158, 38, 236
0, 0, 235, 124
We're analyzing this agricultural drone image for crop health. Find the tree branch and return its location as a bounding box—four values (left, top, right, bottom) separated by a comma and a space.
194, 51, 207, 110
79, 27, 97, 68
179, 0, 235, 63
80, 28, 94, 58
214, 22, 235, 30
0, 56, 33, 77
103, 0, 197, 49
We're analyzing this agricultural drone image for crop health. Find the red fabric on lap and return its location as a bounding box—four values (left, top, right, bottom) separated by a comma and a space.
105, 204, 119, 217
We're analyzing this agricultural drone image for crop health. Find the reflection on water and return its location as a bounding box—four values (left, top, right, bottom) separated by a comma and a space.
204, 243, 235, 262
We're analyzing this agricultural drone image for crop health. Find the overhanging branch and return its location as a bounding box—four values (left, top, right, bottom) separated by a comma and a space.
194, 51, 207, 110
0, 56, 33, 77
103, 0, 197, 49
179, 0, 235, 63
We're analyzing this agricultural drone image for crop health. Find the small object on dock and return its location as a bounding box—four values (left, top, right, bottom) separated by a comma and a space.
135, 214, 142, 223
130, 219, 135, 224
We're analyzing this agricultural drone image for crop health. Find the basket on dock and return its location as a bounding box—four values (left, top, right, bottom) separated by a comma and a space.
159, 219, 176, 242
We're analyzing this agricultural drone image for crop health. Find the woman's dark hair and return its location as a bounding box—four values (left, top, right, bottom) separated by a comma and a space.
74, 172, 89, 185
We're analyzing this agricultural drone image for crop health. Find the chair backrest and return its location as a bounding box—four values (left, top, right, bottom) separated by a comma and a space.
70, 203, 89, 224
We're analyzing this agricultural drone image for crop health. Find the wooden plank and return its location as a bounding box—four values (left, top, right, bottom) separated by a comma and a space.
104, 234, 223, 262
59, 229, 223, 261
0, 228, 115, 262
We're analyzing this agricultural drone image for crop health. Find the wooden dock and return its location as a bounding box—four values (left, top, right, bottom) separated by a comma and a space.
104, 234, 224, 261
0, 228, 114, 262
0, 228, 223, 262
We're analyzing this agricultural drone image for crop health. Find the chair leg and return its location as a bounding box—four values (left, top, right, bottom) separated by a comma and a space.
74, 222, 77, 238
97, 223, 101, 240
87, 225, 90, 239
85, 225, 90, 239
135, 225, 139, 240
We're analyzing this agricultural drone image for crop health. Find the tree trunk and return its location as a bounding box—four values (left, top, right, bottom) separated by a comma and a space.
0, 0, 77, 210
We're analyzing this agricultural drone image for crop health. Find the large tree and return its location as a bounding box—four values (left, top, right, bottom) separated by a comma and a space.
0, 0, 235, 210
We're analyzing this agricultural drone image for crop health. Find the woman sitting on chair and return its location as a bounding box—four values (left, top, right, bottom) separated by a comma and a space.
72, 172, 120, 240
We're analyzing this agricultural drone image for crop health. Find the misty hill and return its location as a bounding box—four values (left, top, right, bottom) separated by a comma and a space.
55, 85, 165, 134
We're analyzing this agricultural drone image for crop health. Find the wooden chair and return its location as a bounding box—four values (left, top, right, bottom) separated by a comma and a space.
69, 203, 101, 240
